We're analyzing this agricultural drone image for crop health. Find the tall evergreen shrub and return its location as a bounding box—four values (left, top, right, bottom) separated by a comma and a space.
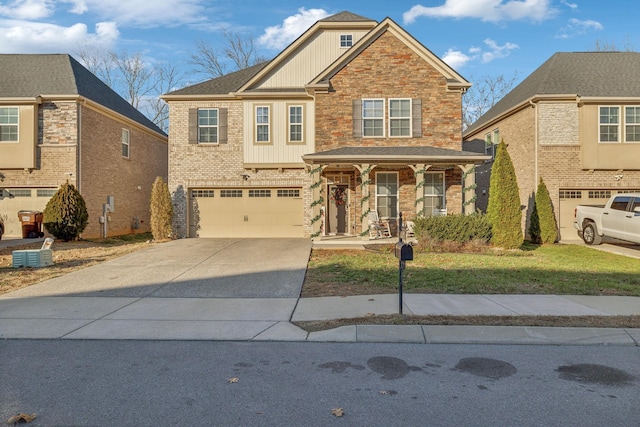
528, 198, 541, 244
535, 178, 558, 244
486, 140, 522, 249
43, 182, 88, 241
150, 176, 173, 241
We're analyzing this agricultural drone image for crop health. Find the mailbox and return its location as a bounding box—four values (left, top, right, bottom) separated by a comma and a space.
395, 242, 413, 261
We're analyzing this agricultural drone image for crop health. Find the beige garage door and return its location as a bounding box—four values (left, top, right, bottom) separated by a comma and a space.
558, 189, 622, 241
0, 188, 56, 237
189, 188, 304, 238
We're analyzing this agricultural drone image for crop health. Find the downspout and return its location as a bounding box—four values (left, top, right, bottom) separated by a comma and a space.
77, 101, 82, 193
530, 99, 538, 185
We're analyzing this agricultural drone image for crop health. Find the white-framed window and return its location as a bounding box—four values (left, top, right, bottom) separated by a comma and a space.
599, 106, 620, 143
198, 109, 218, 143
389, 98, 411, 137
288, 105, 303, 143
376, 172, 398, 219
484, 128, 499, 156
340, 34, 353, 48
363, 99, 384, 137
121, 129, 130, 158
0, 107, 19, 142
625, 106, 640, 142
255, 106, 270, 143
423, 172, 445, 216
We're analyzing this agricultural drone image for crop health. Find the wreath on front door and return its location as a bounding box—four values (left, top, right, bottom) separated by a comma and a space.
330, 187, 346, 206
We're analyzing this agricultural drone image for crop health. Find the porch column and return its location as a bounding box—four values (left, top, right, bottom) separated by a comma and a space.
308, 164, 326, 239
354, 164, 375, 237
461, 164, 476, 214
410, 164, 431, 217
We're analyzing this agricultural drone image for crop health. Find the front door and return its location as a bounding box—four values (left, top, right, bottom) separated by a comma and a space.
326, 185, 348, 234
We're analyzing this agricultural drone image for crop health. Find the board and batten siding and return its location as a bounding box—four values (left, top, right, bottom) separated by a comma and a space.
255, 30, 370, 88
243, 100, 315, 164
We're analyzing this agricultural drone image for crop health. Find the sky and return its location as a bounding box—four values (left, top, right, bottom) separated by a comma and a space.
0, 0, 637, 89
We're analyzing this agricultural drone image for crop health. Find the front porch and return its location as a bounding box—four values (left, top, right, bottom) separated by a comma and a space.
302, 146, 490, 239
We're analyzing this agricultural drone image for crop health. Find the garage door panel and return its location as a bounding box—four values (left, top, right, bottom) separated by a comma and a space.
190, 188, 303, 238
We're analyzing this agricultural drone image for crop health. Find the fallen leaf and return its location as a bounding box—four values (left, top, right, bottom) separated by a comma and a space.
227, 377, 239, 383
331, 408, 344, 417
365, 312, 375, 317
7, 413, 37, 424
379, 390, 389, 395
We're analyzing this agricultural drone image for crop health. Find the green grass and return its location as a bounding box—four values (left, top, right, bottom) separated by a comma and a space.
305, 243, 640, 296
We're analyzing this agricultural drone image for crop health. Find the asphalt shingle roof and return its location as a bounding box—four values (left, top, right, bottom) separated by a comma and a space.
0, 54, 165, 135
319, 11, 375, 22
302, 146, 488, 163
464, 52, 640, 135
165, 61, 271, 96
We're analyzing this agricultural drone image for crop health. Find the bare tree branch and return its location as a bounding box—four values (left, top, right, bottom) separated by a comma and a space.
110, 52, 154, 109
463, 72, 519, 130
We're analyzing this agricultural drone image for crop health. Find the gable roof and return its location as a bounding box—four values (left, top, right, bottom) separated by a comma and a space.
0, 54, 166, 136
464, 52, 640, 136
308, 17, 470, 90
319, 11, 375, 22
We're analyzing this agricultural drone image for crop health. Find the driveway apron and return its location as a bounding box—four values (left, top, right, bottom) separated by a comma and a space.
0, 238, 312, 340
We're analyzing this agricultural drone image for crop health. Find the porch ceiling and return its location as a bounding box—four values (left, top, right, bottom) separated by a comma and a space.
302, 146, 490, 165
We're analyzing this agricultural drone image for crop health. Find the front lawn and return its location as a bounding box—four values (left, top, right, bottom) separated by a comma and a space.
302, 243, 640, 297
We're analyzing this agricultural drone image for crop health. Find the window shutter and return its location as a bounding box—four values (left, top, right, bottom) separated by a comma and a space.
352, 99, 362, 138
188, 108, 198, 144
219, 108, 228, 144
412, 99, 422, 138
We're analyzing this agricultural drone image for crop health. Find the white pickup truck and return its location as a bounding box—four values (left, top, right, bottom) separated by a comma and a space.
574, 193, 640, 245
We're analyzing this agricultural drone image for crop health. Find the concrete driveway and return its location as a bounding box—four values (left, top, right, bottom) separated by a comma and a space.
0, 238, 313, 340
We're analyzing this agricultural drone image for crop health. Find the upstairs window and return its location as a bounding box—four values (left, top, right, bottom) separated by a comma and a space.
485, 128, 499, 156
198, 109, 218, 143
625, 106, 640, 142
340, 34, 353, 47
288, 105, 303, 143
122, 129, 130, 158
362, 99, 384, 137
0, 107, 18, 142
599, 106, 619, 142
389, 99, 411, 137
255, 106, 271, 143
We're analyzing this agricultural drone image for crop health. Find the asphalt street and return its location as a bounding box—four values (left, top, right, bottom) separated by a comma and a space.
1, 340, 638, 426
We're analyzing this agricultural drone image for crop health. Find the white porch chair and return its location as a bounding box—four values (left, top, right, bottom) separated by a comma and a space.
367, 211, 391, 239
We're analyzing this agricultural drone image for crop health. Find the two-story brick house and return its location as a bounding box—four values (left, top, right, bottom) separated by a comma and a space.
0, 54, 168, 238
163, 12, 489, 239
464, 52, 640, 240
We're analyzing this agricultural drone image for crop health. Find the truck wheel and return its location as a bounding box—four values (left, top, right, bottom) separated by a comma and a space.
582, 222, 602, 245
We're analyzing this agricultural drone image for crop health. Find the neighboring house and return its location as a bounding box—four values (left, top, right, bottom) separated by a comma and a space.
0, 54, 168, 238
162, 11, 489, 239
464, 52, 640, 240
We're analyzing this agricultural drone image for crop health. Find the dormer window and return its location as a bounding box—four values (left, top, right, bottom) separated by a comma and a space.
340, 34, 353, 48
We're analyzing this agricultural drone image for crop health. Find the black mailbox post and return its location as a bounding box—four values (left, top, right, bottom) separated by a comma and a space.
395, 213, 413, 314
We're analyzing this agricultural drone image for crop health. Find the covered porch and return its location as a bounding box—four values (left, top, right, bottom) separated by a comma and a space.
302, 146, 490, 239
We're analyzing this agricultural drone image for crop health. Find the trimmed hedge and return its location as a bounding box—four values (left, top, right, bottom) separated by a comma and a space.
413, 213, 492, 243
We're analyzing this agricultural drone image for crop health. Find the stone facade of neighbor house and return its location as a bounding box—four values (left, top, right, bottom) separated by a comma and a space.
464, 52, 640, 240
163, 12, 489, 239
0, 54, 167, 239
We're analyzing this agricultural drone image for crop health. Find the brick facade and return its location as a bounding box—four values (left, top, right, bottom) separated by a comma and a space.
0, 100, 167, 239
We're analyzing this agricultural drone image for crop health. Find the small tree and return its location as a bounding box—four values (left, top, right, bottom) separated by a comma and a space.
150, 176, 173, 241
535, 178, 558, 244
43, 182, 88, 241
487, 140, 522, 249
528, 198, 541, 244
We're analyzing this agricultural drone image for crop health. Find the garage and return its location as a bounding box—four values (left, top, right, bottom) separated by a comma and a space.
558, 189, 632, 240
0, 188, 56, 237
189, 187, 304, 238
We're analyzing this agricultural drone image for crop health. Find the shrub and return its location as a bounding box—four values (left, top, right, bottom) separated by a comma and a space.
535, 178, 558, 244
413, 213, 492, 245
43, 182, 88, 241
528, 199, 541, 244
150, 176, 173, 241
486, 140, 522, 249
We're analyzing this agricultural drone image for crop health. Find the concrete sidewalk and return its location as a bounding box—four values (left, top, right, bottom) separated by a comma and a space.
1, 292, 639, 345
1, 237, 639, 345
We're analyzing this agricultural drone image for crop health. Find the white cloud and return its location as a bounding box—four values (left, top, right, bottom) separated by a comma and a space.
0, 0, 54, 20
65, 0, 207, 27
560, 0, 577, 9
258, 8, 330, 50
442, 39, 518, 68
0, 19, 118, 53
403, 0, 557, 24
556, 18, 603, 39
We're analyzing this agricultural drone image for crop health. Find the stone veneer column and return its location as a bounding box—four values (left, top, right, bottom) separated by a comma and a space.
461, 164, 476, 214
